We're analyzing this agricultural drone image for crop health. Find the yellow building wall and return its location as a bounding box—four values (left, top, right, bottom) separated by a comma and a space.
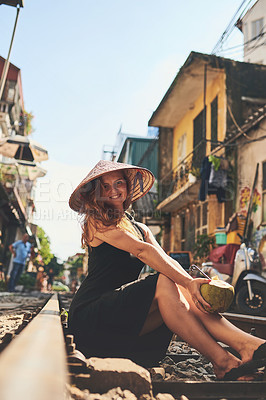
169, 71, 227, 247
172, 71, 226, 169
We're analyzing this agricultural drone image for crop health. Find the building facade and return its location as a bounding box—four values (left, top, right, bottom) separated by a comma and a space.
0, 57, 48, 277
237, 0, 266, 64
149, 51, 266, 256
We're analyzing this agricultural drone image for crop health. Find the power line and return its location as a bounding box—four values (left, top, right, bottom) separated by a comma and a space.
221, 31, 266, 54
212, 0, 256, 55
244, 39, 266, 57
243, 23, 266, 57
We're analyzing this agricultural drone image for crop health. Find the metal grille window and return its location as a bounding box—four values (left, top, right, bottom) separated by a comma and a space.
196, 202, 208, 237
197, 205, 201, 228
181, 213, 186, 251
262, 161, 266, 224
211, 96, 218, 151
193, 109, 206, 169
202, 202, 208, 226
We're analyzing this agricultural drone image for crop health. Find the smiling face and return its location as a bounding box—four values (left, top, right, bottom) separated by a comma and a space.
100, 171, 128, 211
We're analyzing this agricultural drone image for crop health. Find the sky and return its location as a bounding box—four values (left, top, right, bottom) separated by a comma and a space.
0, 0, 251, 261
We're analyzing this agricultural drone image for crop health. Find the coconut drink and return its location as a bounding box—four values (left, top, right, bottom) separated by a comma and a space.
200, 276, 234, 313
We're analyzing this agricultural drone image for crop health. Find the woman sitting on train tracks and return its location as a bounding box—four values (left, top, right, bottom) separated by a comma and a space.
68, 160, 266, 381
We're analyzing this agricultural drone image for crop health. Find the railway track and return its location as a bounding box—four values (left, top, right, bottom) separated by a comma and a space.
0, 293, 265, 400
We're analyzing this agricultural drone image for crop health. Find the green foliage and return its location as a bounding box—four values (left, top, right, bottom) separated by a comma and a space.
24, 110, 34, 136
193, 234, 215, 261
37, 226, 53, 266
18, 273, 36, 289
69, 254, 84, 277
189, 166, 200, 178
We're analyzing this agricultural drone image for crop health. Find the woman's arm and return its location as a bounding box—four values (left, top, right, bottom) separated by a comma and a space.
137, 222, 192, 276
95, 226, 210, 309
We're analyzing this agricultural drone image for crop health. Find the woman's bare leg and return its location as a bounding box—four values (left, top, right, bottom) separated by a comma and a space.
179, 284, 265, 364
152, 274, 264, 378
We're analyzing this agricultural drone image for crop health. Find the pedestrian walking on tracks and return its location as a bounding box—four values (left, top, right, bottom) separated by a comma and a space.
68, 160, 266, 381
8, 233, 32, 292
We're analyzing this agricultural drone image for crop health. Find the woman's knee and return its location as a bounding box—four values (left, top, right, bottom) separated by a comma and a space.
156, 274, 176, 294
155, 274, 190, 312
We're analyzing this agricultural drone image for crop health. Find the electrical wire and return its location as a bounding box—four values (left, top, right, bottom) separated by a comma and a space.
244, 37, 266, 58
212, 0, 247, 53
212, 0, 256, 54
220, 31, 266, 54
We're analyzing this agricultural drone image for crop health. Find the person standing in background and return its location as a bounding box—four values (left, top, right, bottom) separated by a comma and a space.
47, 268, 54, 291
8, 233, 32, 292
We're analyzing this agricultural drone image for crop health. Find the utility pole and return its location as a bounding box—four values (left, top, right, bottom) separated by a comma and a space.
0, 1, 24, 100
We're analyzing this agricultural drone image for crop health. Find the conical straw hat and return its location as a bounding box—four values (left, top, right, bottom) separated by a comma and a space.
69, 160, 155, 212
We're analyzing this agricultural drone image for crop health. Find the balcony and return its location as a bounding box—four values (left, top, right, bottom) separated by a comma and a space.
157, 144, 203, 213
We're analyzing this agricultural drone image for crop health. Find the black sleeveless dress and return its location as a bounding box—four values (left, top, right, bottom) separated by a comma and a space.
68, 217, 172, 367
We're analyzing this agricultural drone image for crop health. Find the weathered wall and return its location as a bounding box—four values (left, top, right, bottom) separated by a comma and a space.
225, 61, 266, 130
236, 119, 266, 233
172, 71, 227, 168
242, 0, 266, 64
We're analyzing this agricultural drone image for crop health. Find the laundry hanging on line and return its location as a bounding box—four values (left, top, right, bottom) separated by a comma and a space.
198, 156, 227, 203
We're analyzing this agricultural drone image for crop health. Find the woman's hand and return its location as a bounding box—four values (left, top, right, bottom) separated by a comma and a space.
186, 278, 212, 313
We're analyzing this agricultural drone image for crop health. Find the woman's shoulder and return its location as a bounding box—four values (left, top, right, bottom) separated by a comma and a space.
124, 211, 148, 239
91, 222, 121, 246
89, 236, 104, 247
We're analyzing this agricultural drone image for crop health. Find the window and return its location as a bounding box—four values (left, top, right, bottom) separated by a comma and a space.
195, 201, 208, 237
193, 108, 206, 168
202, 202, 208, 226
251, 18, 264, 40
211, 96, 218, 150
262, 161, 266, 224
6, 81, 16, 103
243, 23, 249, 41
197, 206, 201, 228
177, 133, 187, 164
181, 213, 186, 251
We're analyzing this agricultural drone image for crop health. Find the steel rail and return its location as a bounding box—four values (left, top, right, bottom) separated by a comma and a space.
0, 293, 68, 400
152, 380, 266, 399
223, 312, 266, 340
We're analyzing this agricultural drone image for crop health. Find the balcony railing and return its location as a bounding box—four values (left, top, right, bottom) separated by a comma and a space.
158, 141, 204, 203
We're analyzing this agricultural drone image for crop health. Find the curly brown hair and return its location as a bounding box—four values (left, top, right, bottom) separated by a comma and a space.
79, 172, 139, 247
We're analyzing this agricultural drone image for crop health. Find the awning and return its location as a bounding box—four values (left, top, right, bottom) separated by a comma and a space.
0, 159, 47, 180
156, 181, 200, 213
0, 1, 24, 7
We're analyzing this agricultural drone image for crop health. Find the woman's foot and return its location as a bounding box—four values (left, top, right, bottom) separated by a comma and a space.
238, 339, 265, 364
215, 342, 266, 381
212, 352, 241, 380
